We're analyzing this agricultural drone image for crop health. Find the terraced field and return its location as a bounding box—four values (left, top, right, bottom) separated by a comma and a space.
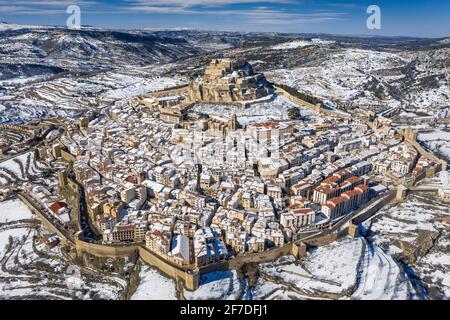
0, 199, 127, 300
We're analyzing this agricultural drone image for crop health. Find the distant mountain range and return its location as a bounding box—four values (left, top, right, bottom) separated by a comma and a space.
0, 23, 448, 126
0, 22, 448, 79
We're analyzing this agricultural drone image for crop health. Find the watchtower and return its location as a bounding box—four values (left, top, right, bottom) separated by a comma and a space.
396, 184, 408, 202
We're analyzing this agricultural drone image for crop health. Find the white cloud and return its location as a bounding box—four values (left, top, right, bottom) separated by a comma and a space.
125, 4, 345, 27
0, 0, 96, 5
0, 0, 346, 28
129, 0, 295, 5
0, 0, 97, 14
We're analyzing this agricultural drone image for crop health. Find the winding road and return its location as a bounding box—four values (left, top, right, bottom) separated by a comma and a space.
352, 239, 408, 300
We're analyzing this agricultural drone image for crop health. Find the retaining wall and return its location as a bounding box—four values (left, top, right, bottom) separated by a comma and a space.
74, 235, 139, 258
138, 246, 200, 291
145, 85, 189, 98
352, 191, 396, 225
275, 86, 351, 120
17, 193, 73, 245
61, 150, 76, 163
74, 235, 200, 291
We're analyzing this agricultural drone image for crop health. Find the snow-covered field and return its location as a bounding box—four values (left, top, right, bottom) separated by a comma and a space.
0, 65, 186, 124
192, 95, 309, 125
0, 151, 48, 185
256, 240, 362, 297
418, 129, 450, 160
271, 40, 313, 50
365, 192, 449, 255
131, 267, 243, 300
185, 270, 243, 300
305, 237, 363, 292
101, 75, 183, 100
126, 233, 437, 300
0, 199, 34, 223
266, 47, 450, 117
131, 264, 177, 300
0, 152, 30, 182
267, 48, 405, 107
365, 191, 450, 299
251, 237, 412, 300
1, 195, 441, 300
271, 38, 335, 50
351, 240, 411, 300
0, 198, 126, 300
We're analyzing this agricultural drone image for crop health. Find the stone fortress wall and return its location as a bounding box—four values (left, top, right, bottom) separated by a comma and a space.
18, 58, 449, 295
187, 59, 274, 104
20, 178, 313, 292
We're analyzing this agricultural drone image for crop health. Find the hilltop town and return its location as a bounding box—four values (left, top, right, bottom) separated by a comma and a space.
188, 59, 274, 104
1, 58, 447, 294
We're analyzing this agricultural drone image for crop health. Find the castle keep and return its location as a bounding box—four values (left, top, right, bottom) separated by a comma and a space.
188, 59, 274, 104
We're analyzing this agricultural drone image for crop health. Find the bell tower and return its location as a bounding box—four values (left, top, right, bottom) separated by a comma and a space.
228, 114, 239, 131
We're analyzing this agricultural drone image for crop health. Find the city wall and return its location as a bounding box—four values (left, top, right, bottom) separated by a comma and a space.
198, 241, 309, 276
65, 177, 200, 290
398, 128, 448, 170
275, 86, 351, 120
74, 235, 139, 258
303, 232, 339, 247
61, 150, 76, 163
17, 189, 200, 290
138, 247, 199, 291
20, 181, 396, 293
228, 242, 298, 270
145, 85, 189, 99
17, 193, 73, 246
15, 78, 447, 293
352, 190, 396, 225
74, 234, 200, 290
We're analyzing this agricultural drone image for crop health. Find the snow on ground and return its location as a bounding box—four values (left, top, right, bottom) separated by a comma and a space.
439, 171, 450, 189
0, 198, 125, 300
0, 199, 34, 223
351, 239, 411, 300
102, 76, 183, 100
257, 238, 364, 298
418, 129, 450, 160
0, 227, 27, 261
365, 191, 450, 299
250, 276, 317, 300
0, 151, 45, 185
266, 47, 450, 116
0, 152, 30, 181
252, 237, 413, 300
131, 264, 177, 300
270, 39, 334, 50
192, 95, 308, 126
271, 40, 312, 50
305, 237, 363, 291
266, 48, 405, 105
0, 23, 51, 31
249, 280, 286, 300
185, 270, 243, 300
0, 75, 51, 86
365, 192, 449, 254
0, 63, 186, 125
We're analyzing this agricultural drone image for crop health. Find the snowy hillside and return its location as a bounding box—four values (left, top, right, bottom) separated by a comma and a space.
266, 47, 450, 117
0, 199, 126, 299
364, 190, 450, 299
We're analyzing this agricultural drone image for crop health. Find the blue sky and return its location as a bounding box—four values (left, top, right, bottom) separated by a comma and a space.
1, 0, 449, 37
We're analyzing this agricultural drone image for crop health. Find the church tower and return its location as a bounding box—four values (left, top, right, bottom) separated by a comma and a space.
228, 114, 239, 131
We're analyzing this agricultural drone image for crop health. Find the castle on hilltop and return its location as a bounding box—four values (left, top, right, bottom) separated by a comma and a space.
188, 59, 274, 104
